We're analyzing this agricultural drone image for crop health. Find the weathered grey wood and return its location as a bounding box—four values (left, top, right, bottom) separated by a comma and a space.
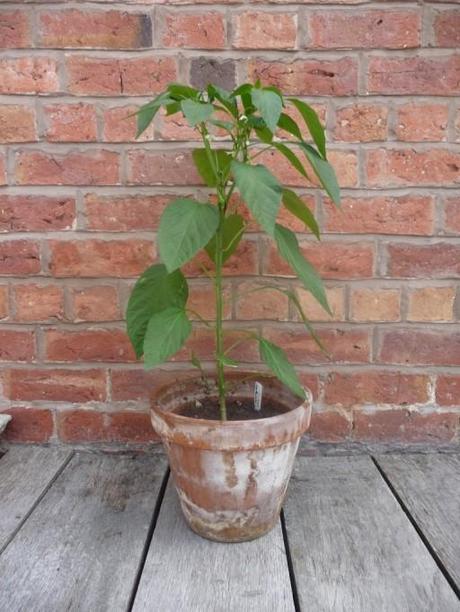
0, 446, 71, 551
0, 452, 167, 612
284, 456, 459, 612
133, 481, 294, 612
377, 453, 460, 588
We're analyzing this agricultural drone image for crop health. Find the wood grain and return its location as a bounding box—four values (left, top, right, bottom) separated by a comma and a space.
283, 456, 459, 612
132, 481, 295, 612
0, 452, 167, 612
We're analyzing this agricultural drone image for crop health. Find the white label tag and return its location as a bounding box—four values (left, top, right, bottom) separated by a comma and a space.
254, 382, 263, 412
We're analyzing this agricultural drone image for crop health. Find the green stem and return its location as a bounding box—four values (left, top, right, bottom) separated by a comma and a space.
214, 209, 227, 421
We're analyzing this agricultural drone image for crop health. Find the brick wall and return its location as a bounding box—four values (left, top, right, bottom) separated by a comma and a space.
0, 0, 459, 448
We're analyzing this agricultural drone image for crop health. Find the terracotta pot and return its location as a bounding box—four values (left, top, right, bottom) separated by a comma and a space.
150, 372, 312, 543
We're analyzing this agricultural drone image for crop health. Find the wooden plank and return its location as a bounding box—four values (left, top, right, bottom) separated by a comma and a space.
133, 481, 294, 612
283, 456, 459, 612
0, 446, 71, 552
376, 453, 460, 589
0, 452, 167, 612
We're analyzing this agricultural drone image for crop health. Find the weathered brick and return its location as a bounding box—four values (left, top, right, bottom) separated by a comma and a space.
353, 410, 457, 443
0, 58, 59, 94
43, 103, 97, 142
236, 281, 289, 320
103, 105, 154, 142
84, 193, 171, 231
407, 287, 455, 322
387, 243, 460, 278
188, 282, 231, 320
248, 57, 358, 96
324, 195, 434, 236
395, 103, 448, 142
161, 11, 225, 49
444, 198, 460, 234
14, 284, 64, 322
367, 55, 460, 95
39, 9, 152, 49
233, 11, 297, 49
350, 289, 400, 322
0, 241, 40, 275
325, 372, 429, 407
0, 195, 75, 232
295, 286, 345, 322
0, 10, 31, 48
70, 286, 120, 322
334, 104, 387, 142
0, 155, 5, 185
107, 412, 157, 443
436, 376, 460, 407
189, 57, 236, 90
434, 10, 460, 47
1, 408, 53, 443
175, 327, 259, 363
6, 368, 107, 402
57, 409, 105, 443
15, 150, 120, 186
0, 286, 8, 319
45, 328, 136, 362
110, 368, 179, 401
0, 105, 36, 143
127, 150, 201, 185
309, 10, 420, 49
308, 410, 351, 442
0, 329, 35, 361
158, 107, 201, 141
66, 56, 177, 96
49, 240, 154, 278
184, 240, 259, 277
379, 329, 460, 366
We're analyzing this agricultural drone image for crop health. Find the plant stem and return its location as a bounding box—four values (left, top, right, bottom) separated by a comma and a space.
214, 209, 227, 421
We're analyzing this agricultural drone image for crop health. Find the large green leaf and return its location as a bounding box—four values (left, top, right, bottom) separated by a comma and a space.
282, 190, 319, 239
158, 199, 220, 272
143, 307, 192, 368
274, 224, 331, 315
192, 149, 232, 187
126, 264, 188, 358
289, 98, 326, 159
251, 88, 282, 133
299, 143, 340, 207
259, 338, 305, 399
273, 143, 309, 180
231, 161, 282, 237
167, 83, 199, 100
181, 99, 213, 126
205, 213, 245, 264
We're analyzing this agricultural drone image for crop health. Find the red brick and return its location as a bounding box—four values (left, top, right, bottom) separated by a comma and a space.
1, 408, 53, 443
188, 282, 231, 321
57, 409, 105, 443
161, 11, 225, 49
39, 9, 152, 49
0, 105, 36, 143
407, 287, 455, 322
233, 11, 296, 49
265, 241, 374, 280
367, 55, 460, 95
45, 328, 136, 362
71, 286, 120, 322
0, 241, 40, 275
308, 410, 351, 442
0, 329, 35, 361
176, 328, 259, 363
103, 105, 154, 142
264, 327, 371, 364
379, 329, 460, 366
236, 281, 289, 320
84, 193, 171, 231
395, 103, 448, 142
43, 103, 97, 142
184, 239, 258, 277
436, 376, 460, 407
298, 373, 320, 399
6, 368, 107, 402
66, 56, 177, 96
127, 150, 202, 186
111, 368, 179, 401
158, 107, 200, 141
387, 243, 460, 278
0, 195, 75, 232
295, 287, 344, 322
353, 410, 458, 443
434, 10, 460, 47
14, 284, 64, 322
0, 10, 31, 48
325, 372, 429, 408
351, 289, 400, 322
49, 240, 154, 278
248, 57, 358, 96
0, 154, 5, 185
324, 195, 434, 236
334, 104, 387, 142
15, 150, 120, 186
0, 286, 8, 319
107, 412, 157, 443
366, 148, 460, 187
444, 198, 460, 234
0, 57, 59, 94
309, 10, 420, 49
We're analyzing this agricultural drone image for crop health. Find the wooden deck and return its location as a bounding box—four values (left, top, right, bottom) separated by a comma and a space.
0, 447, 459, 611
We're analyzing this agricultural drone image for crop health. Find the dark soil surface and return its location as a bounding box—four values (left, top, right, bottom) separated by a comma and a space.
177, 397, 290, 421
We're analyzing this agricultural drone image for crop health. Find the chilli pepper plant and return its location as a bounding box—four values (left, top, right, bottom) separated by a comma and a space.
126, 82, 340, 421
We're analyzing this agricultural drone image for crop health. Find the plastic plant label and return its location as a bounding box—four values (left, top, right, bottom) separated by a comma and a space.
254, 381, 263, 412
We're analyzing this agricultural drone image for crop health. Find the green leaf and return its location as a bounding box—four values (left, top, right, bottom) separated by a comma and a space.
165, 101, 181, 116
289, 98, 326, 159
205, 213, 245, 264
231, 161, 282, 237
251, 88, 283, 133
298, 143, 341, 207
273, 143, 309, 181
274, 224, 331, 315
158, 199, 220, 272
259, 338, 305, 399
135, 92, 172, 138
207, 85, 238, 117
282, 190, 320, 239
143, 307, 192, 368
168, 83, 199, 100
126, 264, 188, 358
181, 99, 213, 126
278, 113, 302, 140
232, 84, 253, 97
192, 149, 232, 187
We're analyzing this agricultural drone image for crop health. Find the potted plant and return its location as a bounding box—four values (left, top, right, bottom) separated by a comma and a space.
126, 81, 340, 542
